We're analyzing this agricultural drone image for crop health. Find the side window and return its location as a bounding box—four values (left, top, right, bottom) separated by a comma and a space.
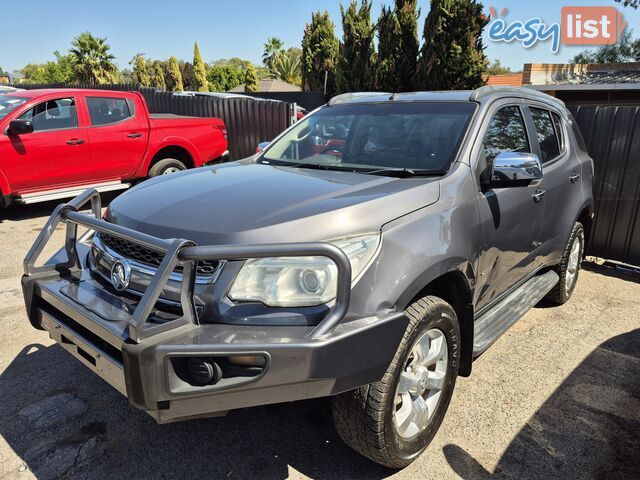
550, 111, 565, 153
86, 97, 132, 126
478, 106, 530, 185
567, 113, 589, 152
483, 106, 530, 163
18, 97, 78, 132
530, 107, 560, 163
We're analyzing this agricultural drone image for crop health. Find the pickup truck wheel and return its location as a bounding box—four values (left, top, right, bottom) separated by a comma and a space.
148, 158, 187, 177
546, 222, 584, 305
331, 296, 460, 468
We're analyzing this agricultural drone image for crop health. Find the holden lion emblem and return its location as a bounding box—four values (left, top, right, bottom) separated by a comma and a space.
110, 259, 131, 291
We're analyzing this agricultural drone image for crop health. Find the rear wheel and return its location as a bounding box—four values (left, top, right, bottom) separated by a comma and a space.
546, 222, 584, 305
148, 158, 187, 177
332, 296, 460, 468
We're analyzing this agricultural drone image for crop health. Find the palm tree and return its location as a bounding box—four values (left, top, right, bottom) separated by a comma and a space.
262, 37, 284, 70
272, 53, 301, 86
69, 32, 118, 84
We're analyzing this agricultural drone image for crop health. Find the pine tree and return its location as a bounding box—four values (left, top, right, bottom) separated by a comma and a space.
416, 0, 488, 90
132, 54, 151, 87
375, 6, 400, 91
395, 0, 420, 91
152, 61, 166, 90
193, 42, 208, 92
301, 11, 339, 95
336, 0, 376, 93
168, 56, 184, 91
244, 64, 259, 92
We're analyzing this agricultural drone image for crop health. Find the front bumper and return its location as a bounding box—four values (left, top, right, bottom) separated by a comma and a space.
22, 189, 408, 423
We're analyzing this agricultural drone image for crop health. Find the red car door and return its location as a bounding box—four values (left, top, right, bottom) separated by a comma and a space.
84, 94, 148, 180
2, 95, 90, 192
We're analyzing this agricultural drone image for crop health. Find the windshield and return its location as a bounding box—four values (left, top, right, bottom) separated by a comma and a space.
261, 102, 475, 174
0, 96, 28, 120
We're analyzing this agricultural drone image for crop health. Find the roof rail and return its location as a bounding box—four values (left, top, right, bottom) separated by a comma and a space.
327, 92, 390, 106
469, 86, 565, 105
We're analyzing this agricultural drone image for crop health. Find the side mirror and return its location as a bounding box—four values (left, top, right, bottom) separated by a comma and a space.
490, 152, 542, 187
8, 119, 34, 135
256, 141, 270, 153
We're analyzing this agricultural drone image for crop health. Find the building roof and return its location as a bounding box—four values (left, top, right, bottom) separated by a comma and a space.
228, 79, 301, 93
524, 62, 640, 87
485, 73, 524, 87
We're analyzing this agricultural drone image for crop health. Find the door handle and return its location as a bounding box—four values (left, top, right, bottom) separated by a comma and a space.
532, 188, 546, 203
127, 133, 142, 138
66, 138, 85, 145
569, 172, 580, 183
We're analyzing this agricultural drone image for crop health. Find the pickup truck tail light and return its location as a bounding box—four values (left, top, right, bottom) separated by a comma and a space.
214, 124, 227, 140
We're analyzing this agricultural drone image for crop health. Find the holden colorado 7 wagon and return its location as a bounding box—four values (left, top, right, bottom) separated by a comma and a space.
22, 86, 593, 468
0, 89, 228, 207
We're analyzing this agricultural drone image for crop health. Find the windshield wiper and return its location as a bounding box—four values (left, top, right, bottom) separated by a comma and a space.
363, 168, 448, 178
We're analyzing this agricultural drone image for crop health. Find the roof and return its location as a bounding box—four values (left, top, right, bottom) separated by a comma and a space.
327, 87, 563, 107
228, 79, 301, 93
2, 88, 136, 99
485, 73, 523, 87
523, 62, 640, 89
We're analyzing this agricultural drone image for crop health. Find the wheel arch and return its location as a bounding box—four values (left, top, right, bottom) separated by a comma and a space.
396, 262, 475, 377
148, 145, 195, 172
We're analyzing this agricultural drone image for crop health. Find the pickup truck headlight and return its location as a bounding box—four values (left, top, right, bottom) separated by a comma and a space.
228, 233, 380, 307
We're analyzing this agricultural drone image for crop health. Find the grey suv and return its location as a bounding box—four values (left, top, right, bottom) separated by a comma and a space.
22, 86, 593, 468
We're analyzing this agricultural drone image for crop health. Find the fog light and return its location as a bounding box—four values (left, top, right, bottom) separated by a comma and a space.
227, 355, 267, 367
186, 358, 222, 386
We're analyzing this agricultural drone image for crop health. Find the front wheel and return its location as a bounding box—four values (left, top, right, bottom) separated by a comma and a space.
148, 158, 187, 177
332, 296, 460, 468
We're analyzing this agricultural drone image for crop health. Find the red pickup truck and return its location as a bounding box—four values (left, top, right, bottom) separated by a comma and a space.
0, 89, 228, 206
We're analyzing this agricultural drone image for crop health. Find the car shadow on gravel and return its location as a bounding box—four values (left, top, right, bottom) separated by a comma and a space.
443, 328, 640, 479
0, 342, 394, 480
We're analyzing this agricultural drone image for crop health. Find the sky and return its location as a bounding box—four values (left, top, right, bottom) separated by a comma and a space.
1, 0, 639, 73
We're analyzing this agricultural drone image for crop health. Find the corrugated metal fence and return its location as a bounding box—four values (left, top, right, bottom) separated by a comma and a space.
569, 105, 640, 266
11, 83, 295, 159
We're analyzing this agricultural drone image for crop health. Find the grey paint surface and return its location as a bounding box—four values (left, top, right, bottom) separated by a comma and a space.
22, 88, 594, 423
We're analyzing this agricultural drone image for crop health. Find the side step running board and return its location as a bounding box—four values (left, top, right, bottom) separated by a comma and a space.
15, 181, 130, 205
473, 270, 559, 357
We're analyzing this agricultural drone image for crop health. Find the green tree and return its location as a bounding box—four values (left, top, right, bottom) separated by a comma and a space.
272, 53, 302, 86
301, 11, 339, 95
20, 51, 74, 84
244, 64, 259, 92
179, 61, 195, 90
262, 37, 284, 70
614, 0, 638, 8
208, 64, 245, 91
152, 61, 167, 90
168, 56, 184, 91
375, 5, 399, 91
570, 30, 640, 63
336, 0, 376, 93
68, 32, 118, 84
416, 0, 488, 90
131, 54, 151, 86
193, 42, 208, 92
486, 59, 513, 75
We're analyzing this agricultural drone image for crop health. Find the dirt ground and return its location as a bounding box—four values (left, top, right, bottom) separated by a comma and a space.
0, 199, 638, 480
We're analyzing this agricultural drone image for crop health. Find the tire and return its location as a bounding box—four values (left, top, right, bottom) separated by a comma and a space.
148, 158, 187, 177
546, 222, 584, 305
332, 296, 460, 468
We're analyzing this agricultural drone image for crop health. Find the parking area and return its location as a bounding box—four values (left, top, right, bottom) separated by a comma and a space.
0, 201, 639, 480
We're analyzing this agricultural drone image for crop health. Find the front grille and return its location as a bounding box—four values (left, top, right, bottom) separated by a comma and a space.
99, 233, 219, 276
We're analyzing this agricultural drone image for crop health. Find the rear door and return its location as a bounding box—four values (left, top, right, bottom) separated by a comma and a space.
473, 101, 546, 311
3, 95, 90, 192
85, 95, 148, 180
525, 104, 583, 263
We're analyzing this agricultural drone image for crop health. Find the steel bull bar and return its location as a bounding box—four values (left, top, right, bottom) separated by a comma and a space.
23, 188, 353, 342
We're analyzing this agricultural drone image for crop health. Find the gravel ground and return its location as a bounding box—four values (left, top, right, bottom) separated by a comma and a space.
0, 199, 638, 480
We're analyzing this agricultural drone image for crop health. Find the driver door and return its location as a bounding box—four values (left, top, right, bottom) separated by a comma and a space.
473, 102, 546, 311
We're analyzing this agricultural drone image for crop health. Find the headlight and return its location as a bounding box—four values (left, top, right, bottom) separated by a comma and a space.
228, 233, 380, 307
